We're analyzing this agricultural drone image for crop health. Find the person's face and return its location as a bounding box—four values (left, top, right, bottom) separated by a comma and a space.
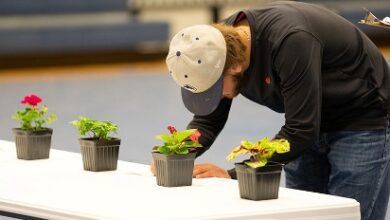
222, 64, 244, 99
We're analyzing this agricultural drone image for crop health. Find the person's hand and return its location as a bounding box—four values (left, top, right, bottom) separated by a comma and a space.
193, 163, 231, 179
150, 159, 156, 176
151, 160, 231, 179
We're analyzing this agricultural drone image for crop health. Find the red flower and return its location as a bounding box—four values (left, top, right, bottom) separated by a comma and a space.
189, 130, 201, 142
167, 125, 177, 134
20, 94, 42, 106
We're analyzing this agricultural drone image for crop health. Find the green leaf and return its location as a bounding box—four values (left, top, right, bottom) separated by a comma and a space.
158, 145, 171, 154
245, 158, 267, 168
155, 135, 175, 144
12, 102, 58, 130
175, 129, 196, 143
181, 141, 201, 148
227, 137, 290, 166
175, 147, 189, 155
226, 145, 249, 161
70, 116, 118, 140
240, 140, 254, 149
46, 114, 57, 124
272, 139, 290, 153
153, 127, 203, 155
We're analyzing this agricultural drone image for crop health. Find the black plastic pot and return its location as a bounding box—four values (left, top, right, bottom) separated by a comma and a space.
152, 152, 196, 187
79, 138, 120, 172
12, 128, 53, 160
235, 161, 283, 201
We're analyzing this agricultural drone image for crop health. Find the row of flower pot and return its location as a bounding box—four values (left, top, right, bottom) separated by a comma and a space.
13, 123, 121, 172
11, 94, 291, 201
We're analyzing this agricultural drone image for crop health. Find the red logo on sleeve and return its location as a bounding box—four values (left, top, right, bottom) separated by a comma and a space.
265, 76, 272, 85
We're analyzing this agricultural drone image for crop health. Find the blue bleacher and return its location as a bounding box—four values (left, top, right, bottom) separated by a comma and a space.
0, 0, 127, 15
0, 0, 169, 60
0, 22, 169, 56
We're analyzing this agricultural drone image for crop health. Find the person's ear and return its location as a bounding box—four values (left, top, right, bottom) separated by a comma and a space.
229, 64, 243, 75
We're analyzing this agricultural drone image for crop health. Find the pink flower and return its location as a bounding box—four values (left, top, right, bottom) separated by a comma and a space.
21, 94, 42, 106
189, 130, 201, 142
167, 125, 177, 134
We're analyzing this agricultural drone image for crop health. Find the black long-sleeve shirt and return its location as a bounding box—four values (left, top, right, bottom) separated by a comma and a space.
188, 1, 390, 164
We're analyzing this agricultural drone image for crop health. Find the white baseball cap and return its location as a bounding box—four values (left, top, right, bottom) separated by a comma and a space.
166, 25, 227, 116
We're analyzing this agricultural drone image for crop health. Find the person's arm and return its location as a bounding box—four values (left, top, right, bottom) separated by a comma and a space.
271, 31, 323, 163
187, 97, 232, 156
187, 98, 233, 179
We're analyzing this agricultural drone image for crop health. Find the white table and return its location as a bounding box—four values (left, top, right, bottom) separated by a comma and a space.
0, 140, 360, 220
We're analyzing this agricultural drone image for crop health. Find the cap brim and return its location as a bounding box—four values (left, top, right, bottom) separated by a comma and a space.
181, 76, 224, 116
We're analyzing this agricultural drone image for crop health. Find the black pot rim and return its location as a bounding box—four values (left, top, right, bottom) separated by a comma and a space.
79, 137, 120, 141
12, 127, 53, 135
235, 160, 284, 166
235, 161, 284, 172
79, 137, 121, 146
152, 151, 196, 160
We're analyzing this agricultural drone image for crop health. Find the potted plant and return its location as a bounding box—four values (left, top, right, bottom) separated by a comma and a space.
12, 94, 57, 160
227, 137, 290, 200
152, 125, 203, 187
71, 116, 120, 172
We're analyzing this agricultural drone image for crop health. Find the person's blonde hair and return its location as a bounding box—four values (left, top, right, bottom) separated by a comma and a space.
212, 23, 247, 73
